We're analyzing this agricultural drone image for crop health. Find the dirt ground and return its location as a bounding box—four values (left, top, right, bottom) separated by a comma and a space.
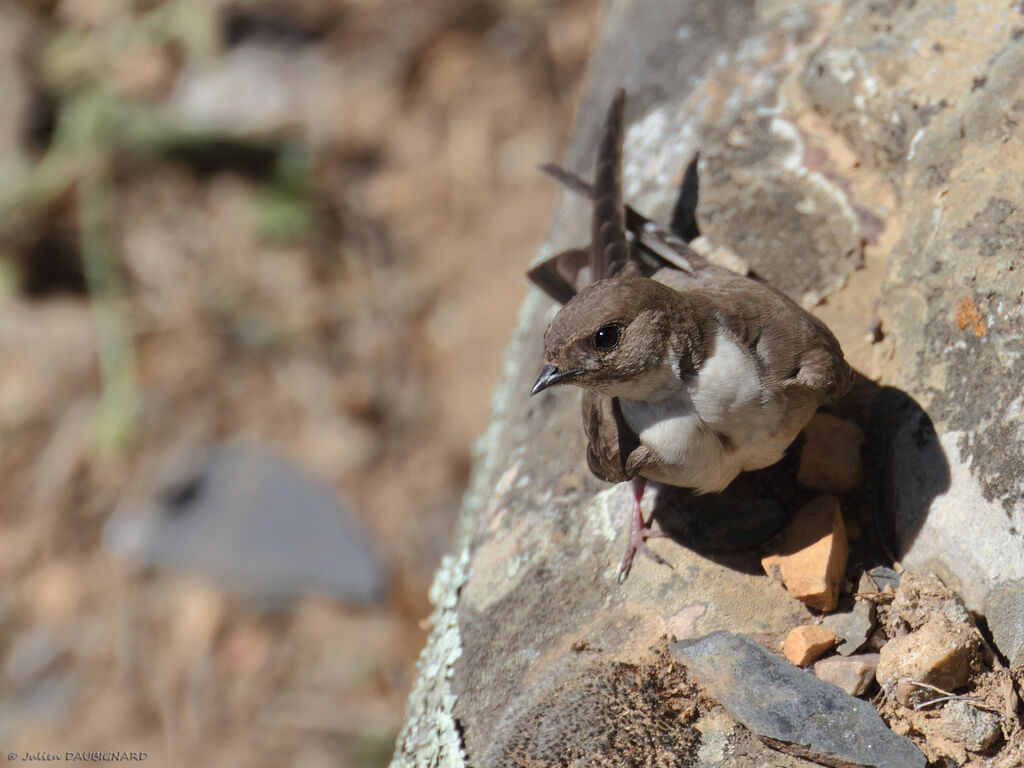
0, 1, 599, 766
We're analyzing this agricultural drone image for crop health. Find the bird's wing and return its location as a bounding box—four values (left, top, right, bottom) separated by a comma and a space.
590, 88, 630, 282
656, 267, 853, 402
528, 90, 713, 304
526, 247, 590, 305
538, 163, 714, 278
581, 391, 652, 483
743, 293, 852, 401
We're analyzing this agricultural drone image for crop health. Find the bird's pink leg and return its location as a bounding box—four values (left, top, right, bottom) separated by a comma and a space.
617, 477, 671, 582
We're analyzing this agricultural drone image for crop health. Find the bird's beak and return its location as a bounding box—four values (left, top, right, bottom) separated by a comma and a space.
530, 364, 581, 395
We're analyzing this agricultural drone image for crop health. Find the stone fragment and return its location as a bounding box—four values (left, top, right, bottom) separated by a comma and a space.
866, 566, 900, 592
767, 495, 848, 611
813, 654, 880, 697
104, 442, 386, 605
824, 573, 877, 655
783, 625, 837, 666
797, 413, 865, 494
887, 572, 970, 634
876, 615, 981, 707
940, 700, 1001, 752
983, 579, 1024, 668
867, 627, 889, 652
671, 632, 926, 768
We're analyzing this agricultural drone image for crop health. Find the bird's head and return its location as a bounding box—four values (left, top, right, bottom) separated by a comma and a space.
532, 277, 701, 399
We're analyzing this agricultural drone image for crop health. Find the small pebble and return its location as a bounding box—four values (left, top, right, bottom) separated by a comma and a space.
940, 699, 1001, 752
783, 625, 838, 666
867, 566, 900, 592
888, 573, 970, 632
824, 573, 876, 655
876, 615, 981, 707
813, 653, 879, 697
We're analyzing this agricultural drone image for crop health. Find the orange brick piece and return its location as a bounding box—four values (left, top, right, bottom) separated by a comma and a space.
775, 495, 849, 612
797, 413, 865, 494
783, 625, 838, 666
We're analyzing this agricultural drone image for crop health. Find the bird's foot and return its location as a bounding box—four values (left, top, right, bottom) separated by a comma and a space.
617, 478, 673, 583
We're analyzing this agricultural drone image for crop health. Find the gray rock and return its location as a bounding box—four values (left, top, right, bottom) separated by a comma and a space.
866, 567, 900, 593
168, 40, 397, 151
104, 442, 385, 606
672, 632, 925, 768
824, 574, 876, 656
984, 579, 1024, 668
940, 700, 1001, 752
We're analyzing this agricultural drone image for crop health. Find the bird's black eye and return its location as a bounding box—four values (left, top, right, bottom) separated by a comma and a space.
593, 324, 619, 349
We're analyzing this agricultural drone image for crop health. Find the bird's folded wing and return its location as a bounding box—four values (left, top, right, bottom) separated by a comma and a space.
581, 391, 651, 483
657, 273, 853, 402
738, 293, 852, 401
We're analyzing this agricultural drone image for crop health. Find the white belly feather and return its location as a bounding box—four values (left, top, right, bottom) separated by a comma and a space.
617, 332, 800, 493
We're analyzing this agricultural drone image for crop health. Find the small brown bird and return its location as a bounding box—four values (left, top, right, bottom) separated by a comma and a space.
528, 90, 851, 580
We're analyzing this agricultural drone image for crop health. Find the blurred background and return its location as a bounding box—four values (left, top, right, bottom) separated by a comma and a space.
0, 0, 599, 765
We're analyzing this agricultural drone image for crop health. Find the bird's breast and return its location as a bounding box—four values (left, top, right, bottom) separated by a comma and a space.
618, 331, 796, 492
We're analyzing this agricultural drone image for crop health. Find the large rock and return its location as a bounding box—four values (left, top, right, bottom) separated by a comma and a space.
392, 1, 1024, 765
673, 633, 925, 768
104, 442, 385, 606
852, 3, 1024, 612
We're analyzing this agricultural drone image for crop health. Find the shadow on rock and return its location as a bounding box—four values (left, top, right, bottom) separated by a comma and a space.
876, 385, 953, 559
648, 374, 951, 578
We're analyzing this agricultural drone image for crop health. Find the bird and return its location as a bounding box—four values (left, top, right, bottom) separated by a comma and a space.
528, 89, 852, 581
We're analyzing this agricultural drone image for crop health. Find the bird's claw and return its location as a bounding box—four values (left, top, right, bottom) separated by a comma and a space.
617, 520, 672, 583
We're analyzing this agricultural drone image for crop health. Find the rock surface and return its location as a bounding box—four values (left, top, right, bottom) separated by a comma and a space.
673, 633, 925, 768
391, 0, 1024, 765
797, 414, 864, 494
865, 3, 1024, 610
